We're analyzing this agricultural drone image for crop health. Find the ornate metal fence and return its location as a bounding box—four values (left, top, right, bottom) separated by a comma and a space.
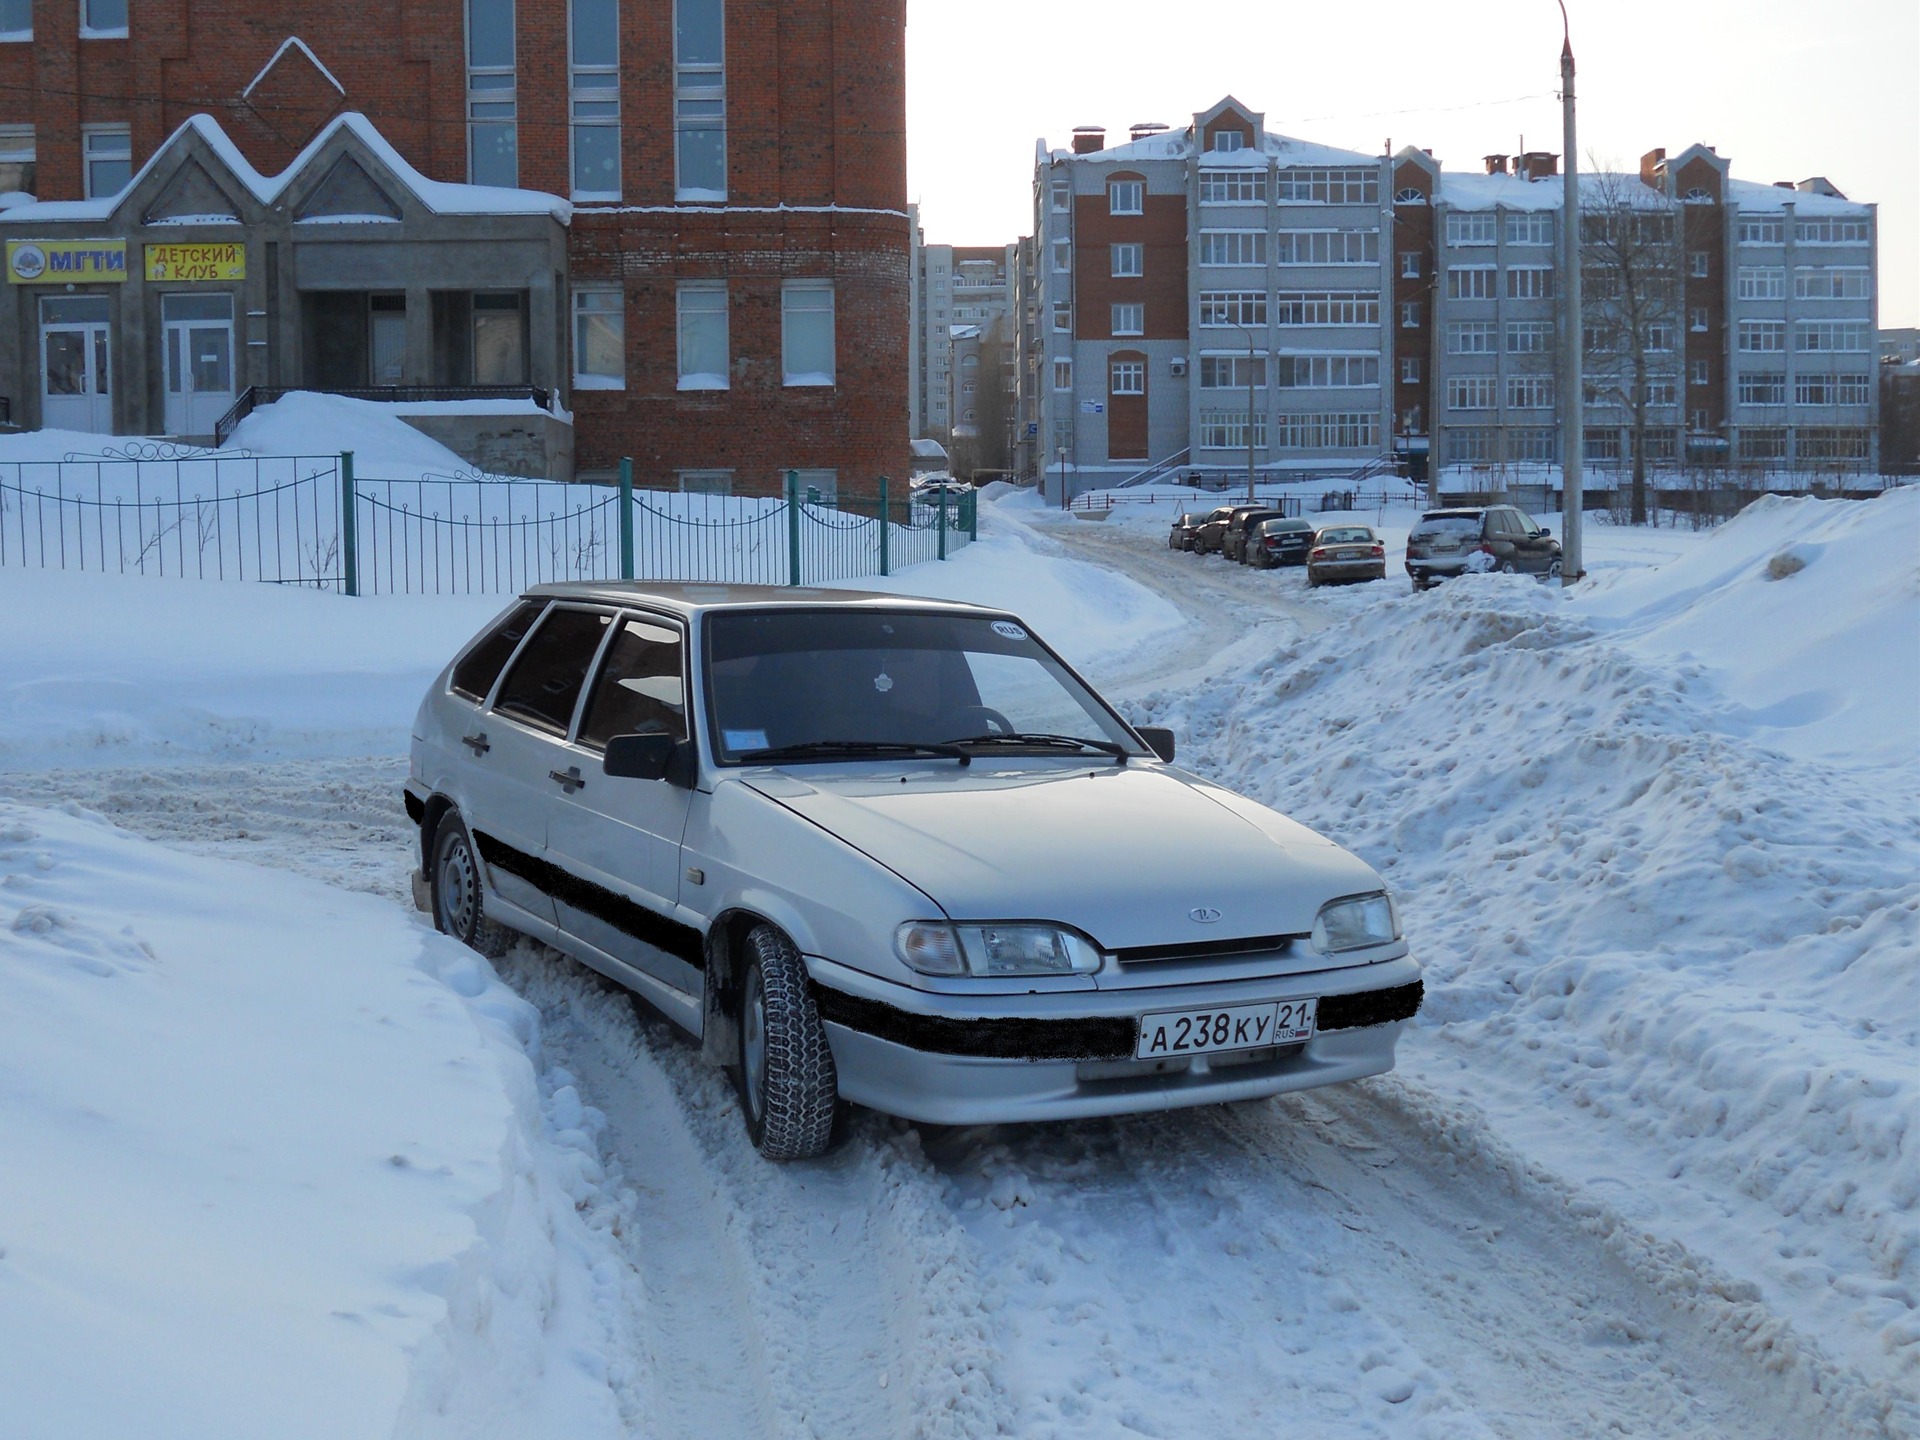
0, 450, 978, 596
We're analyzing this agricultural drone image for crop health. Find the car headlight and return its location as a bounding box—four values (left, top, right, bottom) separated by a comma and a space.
1310, 893, 1401, 954
895, 922, 1102, 978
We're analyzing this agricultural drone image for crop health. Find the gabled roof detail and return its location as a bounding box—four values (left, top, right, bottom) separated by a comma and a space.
241, 37, 346, 100
294, 153, 403, 222
142, 157, 244, 225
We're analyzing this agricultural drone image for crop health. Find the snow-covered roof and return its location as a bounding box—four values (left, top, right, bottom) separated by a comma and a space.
1438, 171, 1668, 212
1052, 127, 1378, 169
0, 112, 571, 226
1723, 177, 1870, 216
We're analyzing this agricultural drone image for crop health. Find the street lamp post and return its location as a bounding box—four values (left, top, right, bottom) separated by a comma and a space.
1558, 0, 1586, 582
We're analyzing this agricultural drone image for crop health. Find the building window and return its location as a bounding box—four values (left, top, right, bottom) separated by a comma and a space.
1446, 266, 1496, 300
1448, 427, 1492, 463
1737, 320, 1785, 352
1198, 291, 1266, 327
1210, 130, 1244, 153
1737, 373, 1785, 406
0, 125, 34, 196
1199, 231, 1265, 266
1646, 323, 1676, 353
1797, 427, 1871, 461
1199, 354, 1267, 389
1050, 179, 1070, 211
1688, 250, 1709, 277
472, 292, 528, 383
569, 0, 620, 199
1111, 302, 1144, 336
1274, 230, 1378, 266
1110, 358, 1145, 394
573, 288, 624, 388
1506, 267, 1554, 300
1198, 411, 1268, 449
1794, 267, 1871, 300
1795, 217, 1870, 245
1445, 212, 1497, 247
1108, 179, 1143, 215
1398, 251, 1420, 278
1642, 377, 1678, 406
675, 0, 725, 199
1394, 186, 1427, 204
1052, 358, 1072, 390
1505, 212, 1553, 246
1737, 217, 1784, 245
1399, 300, 1420, 328
1505, 320, 1551, 353
1446, 377, 1495, 410
678, 469, 733, 495
1690, 359, 1710, 385
1794, 373, 1868, 406
1447, 321, 1497, 354
1736, 267, 1785, 300
1274, 354, 1378, 388
80, 0, 126, 34
1111, 242, 1143, 278
1274, 292, 1378, 326
676, 282, 728, 389
1400, 357, 1420, 384
1689, 408, 1712, 431
0, 0, 30, 37
1274, 412, 1378, 448
81, 126, 131, 199
1051, 240, 1070, 272
781, 281, 834, 385
1052, 304, 1071, 333
1689, 305, 1710, 332
1796, 321, 1871, 353
1198, 170, 1266, 204
466, 0, 517, 186
1507, 376, 1554, 409
1274, 168, 1378, 204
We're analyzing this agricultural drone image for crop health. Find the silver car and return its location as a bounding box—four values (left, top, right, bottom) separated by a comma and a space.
406, 583, 1422, 1159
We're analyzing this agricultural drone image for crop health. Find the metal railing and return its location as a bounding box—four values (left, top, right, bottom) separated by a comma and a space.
214, 384, 556, 447
1069, 490, 1303, 516
1110, 448, 1192, 489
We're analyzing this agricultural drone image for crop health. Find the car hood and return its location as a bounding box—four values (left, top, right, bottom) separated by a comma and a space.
740, 762, 1384, 951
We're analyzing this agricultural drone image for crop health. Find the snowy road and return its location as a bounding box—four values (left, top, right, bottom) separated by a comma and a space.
10, 525, 1905, 1436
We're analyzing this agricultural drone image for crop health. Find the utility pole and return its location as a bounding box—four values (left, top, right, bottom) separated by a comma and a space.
1559, 0, 1586, 582
1244, 326, 1257, 502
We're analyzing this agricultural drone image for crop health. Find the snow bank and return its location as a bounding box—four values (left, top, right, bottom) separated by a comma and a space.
1132, 492, 1920, 1400
225, 392, 486, 475
0, 803, 634, 1440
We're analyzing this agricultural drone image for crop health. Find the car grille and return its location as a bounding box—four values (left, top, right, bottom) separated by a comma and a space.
1110, 932, 1307, 965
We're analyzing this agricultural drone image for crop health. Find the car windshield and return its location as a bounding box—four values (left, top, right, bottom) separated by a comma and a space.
1410, 515, 1481, 542
1318, 527, 1373, 543
703, 609, 1142, 764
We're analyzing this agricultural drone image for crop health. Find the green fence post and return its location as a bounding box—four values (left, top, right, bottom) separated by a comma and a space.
340, 450, 358, 596
786, 468, 801, 586
966, 490, 978, 541
618, 456, 635, 580
878, 475, 890, 576
937, 481, 948, 560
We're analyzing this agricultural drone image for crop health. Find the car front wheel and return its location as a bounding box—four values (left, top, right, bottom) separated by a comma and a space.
431, 811, 516, 958
737, 925, 839, 1160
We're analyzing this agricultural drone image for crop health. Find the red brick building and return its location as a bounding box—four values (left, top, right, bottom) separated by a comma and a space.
0, 0, 910, 492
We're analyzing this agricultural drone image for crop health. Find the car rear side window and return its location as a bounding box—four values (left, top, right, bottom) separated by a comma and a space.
450, 599, 547, 703
492, 607, 614, 734
578, 615, 688, 751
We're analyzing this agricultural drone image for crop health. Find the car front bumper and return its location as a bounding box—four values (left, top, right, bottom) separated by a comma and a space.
805, 954, 1422, 1125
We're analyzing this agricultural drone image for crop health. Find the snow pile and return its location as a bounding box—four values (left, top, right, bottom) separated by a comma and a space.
226, 391, 486, 474
1133, 489, 1919, 1418
0, 803, 637, 1440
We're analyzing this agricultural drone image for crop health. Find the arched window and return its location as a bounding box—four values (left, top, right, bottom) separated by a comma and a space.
1394, 186, 1428, 204
1684, 186, 1714, 204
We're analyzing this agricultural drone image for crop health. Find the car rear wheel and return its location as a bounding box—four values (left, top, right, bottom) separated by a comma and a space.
431, 812, 516, 959
1547, 558, 1563, 579
737, 925, 839, 1161
1499, 560, 1518, 575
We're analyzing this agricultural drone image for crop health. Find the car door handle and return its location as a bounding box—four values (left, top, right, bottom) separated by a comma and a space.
462, 732, 490, 755
549, 766, 586, 794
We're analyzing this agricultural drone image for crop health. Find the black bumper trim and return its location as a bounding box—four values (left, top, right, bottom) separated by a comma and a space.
814, 978, 1424, 1062
473, 829, 705, 971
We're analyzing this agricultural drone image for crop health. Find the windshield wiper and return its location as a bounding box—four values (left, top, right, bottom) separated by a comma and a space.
943, 732, 1132, 763
736, 740, 970, 766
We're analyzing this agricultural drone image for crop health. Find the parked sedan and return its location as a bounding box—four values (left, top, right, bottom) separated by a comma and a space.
408, 584, 1422, 1160
1247, 516, 1317, 568
1405, 505, 1562, 590
1193, 504, 1264, 555
1168, 512, 1207, 551
1306, 525, 1388, 586
1222, 509, 1290, 564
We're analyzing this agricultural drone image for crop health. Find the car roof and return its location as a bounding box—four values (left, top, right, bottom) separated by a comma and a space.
520, 581, 1001, 619
1420, 508, 1489, 518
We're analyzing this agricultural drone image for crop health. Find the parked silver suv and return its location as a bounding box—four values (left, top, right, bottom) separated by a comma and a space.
407, 584, 1422, 1159
1405, 505, 1563, 590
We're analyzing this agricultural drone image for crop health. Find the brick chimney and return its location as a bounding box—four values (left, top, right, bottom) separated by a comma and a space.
1129, 122, 1169, 144
1640, 147, 1667, 186
1520, 151, 1558, 181
1484, 154, 1509, 175
1071, 126, 1106, 155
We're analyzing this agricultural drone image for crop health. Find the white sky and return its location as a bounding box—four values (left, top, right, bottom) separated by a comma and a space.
905, 0, 1920, 327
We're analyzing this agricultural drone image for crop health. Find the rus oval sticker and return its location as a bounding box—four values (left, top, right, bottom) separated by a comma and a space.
991, 621, 1028, 640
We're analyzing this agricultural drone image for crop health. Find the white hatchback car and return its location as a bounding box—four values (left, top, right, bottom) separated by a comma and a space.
407, 583, 1421, 1159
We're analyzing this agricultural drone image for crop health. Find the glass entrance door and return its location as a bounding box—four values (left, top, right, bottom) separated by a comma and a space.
162, 293, 235, 438
40, 295, 113, 433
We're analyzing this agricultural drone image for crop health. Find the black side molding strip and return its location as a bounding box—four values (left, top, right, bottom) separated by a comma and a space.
403, 789, 426, 824
474, 829, 705, 971
814, 979, 1423, 1062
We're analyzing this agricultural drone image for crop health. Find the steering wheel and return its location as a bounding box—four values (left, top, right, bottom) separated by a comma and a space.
950, 705, 1015, 737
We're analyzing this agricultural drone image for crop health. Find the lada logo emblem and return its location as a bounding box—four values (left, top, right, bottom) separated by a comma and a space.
1189, 907, 1223, 924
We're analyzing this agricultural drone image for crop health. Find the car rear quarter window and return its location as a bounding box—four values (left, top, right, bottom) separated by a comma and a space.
492, 607, 614, 734
449, 599, 547, 703
578, 615, 688, 750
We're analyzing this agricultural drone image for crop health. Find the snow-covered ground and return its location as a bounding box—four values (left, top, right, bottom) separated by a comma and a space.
1, 408, 1915, 1440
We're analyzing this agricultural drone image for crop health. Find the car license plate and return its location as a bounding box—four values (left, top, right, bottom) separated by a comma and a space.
1134, 999, 1317, 1059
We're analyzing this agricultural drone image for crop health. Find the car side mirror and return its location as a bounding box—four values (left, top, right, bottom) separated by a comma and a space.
1137, 726, 1176, 763
604, 733, 694, 787
1537, 525, 1551, 537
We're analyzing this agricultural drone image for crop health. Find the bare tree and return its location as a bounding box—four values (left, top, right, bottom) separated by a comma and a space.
1580, 168, 1684, 524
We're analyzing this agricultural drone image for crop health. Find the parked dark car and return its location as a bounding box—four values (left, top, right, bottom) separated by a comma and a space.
1405, 506, 1562, 590
1168, 512, 1207, 551
1248, 517, 1318, 568
1193, 504, 1265, 555
1222, 509, 1290, 564
1306, 525, 1387, 586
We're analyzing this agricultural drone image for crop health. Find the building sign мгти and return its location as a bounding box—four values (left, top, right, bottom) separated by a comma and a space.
5, 240, 129, 283
144, 242, 246, 282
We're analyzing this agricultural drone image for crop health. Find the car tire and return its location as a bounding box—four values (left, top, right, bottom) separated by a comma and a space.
737, 925, 839, 1161
1499, 560, 1518, 575
1547, 558, 1564, 579
431, 812, 516, 959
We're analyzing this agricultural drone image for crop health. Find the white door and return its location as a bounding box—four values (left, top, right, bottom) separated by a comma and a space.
40, 295, 113, 433
161, 293, 235, 438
